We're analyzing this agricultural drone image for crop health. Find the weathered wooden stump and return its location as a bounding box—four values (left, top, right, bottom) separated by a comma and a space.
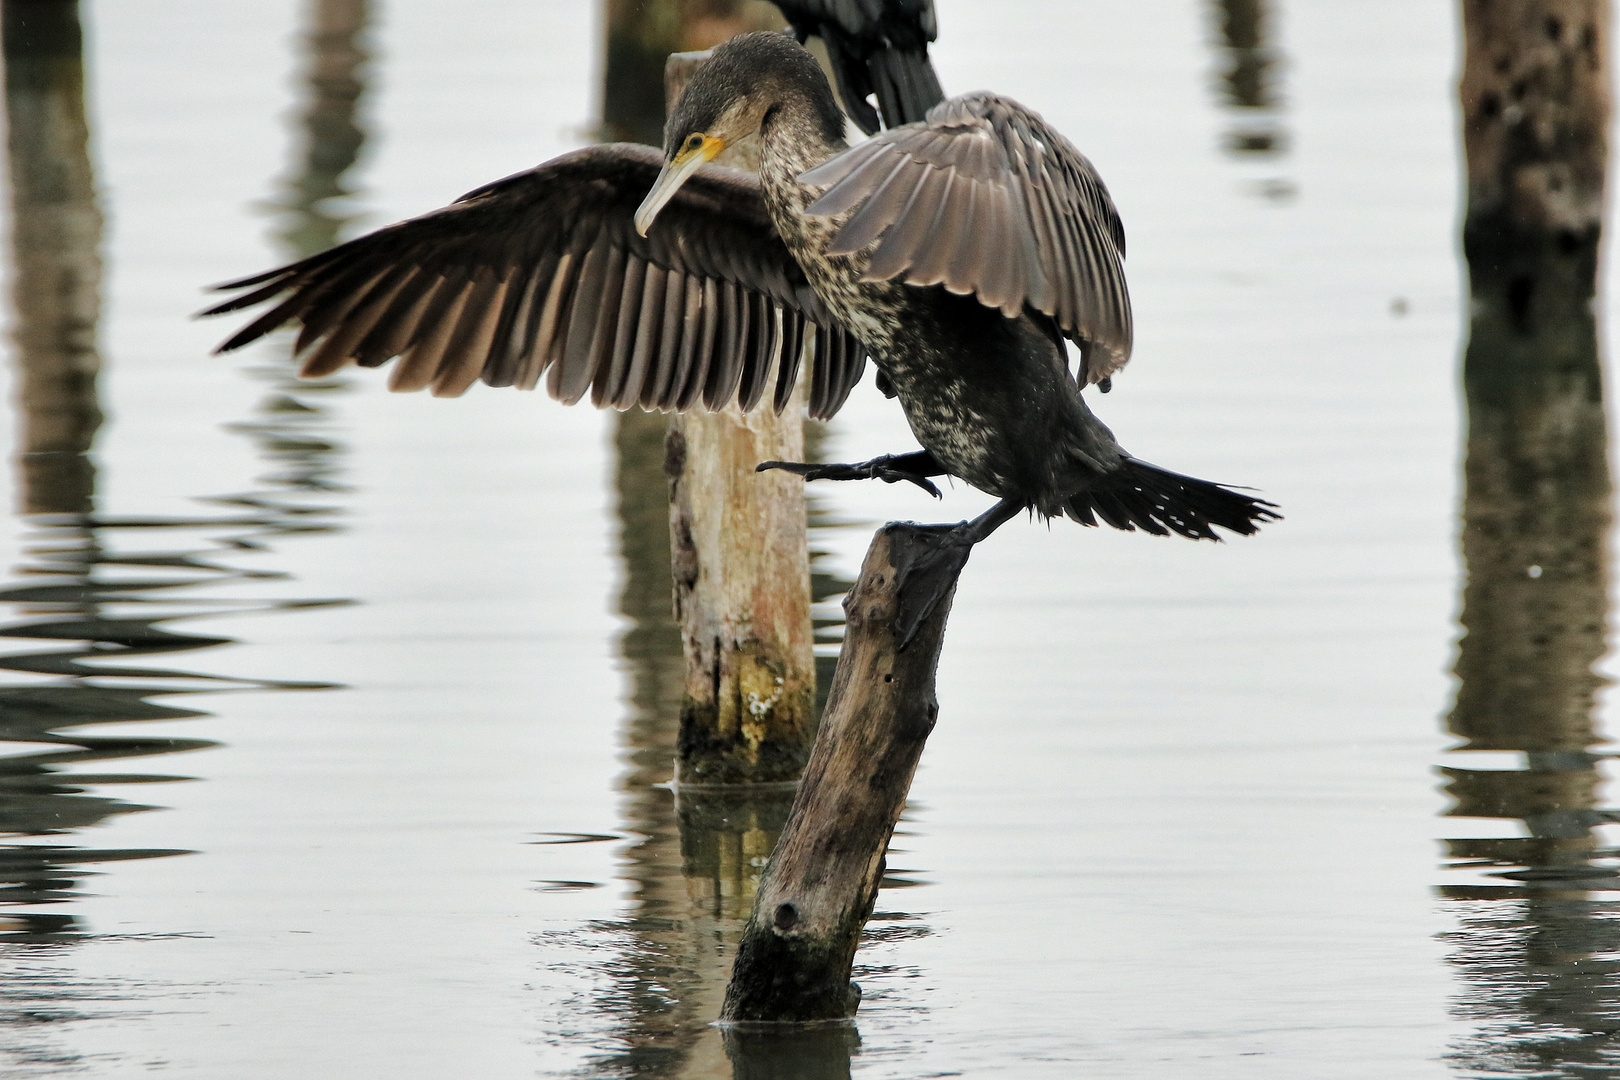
721, 524, 955, 1022
663, 50, 817, 785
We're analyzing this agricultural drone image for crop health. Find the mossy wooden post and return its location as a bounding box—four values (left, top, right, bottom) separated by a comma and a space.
664, 51, 817, 786
722, 525, 954, 1022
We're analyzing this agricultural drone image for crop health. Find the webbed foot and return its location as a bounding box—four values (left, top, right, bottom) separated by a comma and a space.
885, 497, 1027, 649
888, 522, 974, 649
756, 454, 943, 499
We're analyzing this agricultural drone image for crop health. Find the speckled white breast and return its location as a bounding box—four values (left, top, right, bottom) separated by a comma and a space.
759, 141, 1010, 492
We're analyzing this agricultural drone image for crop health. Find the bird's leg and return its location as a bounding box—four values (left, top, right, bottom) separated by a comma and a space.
889, 497, 1025, 649
756, 450, 947, 499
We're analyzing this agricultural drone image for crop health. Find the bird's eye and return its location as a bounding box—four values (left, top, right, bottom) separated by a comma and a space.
685, 134, 704, 152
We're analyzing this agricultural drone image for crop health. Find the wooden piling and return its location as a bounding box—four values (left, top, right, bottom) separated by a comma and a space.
664, 51, 817, 786
1459, 1, 1608, 326
721, 524, 954, 1022
601, 0, 786, 145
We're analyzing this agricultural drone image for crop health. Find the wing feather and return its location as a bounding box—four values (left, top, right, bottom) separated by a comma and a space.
551, 238, 615, 404
823, 330, 866, 417
530, 252, 576, 391
389, 283, 472, 392
736, 293, 772, 413
297, 268, 402, 377
512, 252, 562, 390
206, 143, 863, 416
433, 275, 508, 398
704, 281, 747, 410
801, 91, 1132, 382
617, 263, 667, 409
595, 253, 646, 407
773, 307, 804, 414
481, 264, 545, 387
677, 277, 721, 412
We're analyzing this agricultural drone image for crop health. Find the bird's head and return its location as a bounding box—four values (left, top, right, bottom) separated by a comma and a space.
635, 31, 843, 237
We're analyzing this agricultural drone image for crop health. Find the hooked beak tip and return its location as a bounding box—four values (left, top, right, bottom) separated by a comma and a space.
632, 199, 661, 238
635, 137, 723, 241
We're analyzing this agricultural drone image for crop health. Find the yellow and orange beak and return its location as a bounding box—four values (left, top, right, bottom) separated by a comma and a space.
634, 134, 726, 237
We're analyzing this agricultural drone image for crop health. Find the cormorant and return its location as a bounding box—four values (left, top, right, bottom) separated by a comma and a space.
773, 0, 944, 133
205, 32, 1277, 644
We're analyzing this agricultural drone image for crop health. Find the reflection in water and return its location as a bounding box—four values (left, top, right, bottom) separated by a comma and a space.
1208, 0, 1285, 155
1441, 309, 1620, 1068
268, 0, 370, 257
0, 0, 364, 944
804, 419, 852, 718
1206, 0, 1293, 200
5, 0, 100, 515
587, 408, 811, 1075
578, 411, 859, 1076
723, 1024, 858, 1079
588, 9, 863, 1069
1441, 19, 1620, 1066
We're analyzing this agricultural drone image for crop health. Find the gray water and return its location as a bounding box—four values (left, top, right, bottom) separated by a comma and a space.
0, 0, 1606, 1076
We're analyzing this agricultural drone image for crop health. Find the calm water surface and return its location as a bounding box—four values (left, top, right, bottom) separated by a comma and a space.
0, 0, 1610, 1076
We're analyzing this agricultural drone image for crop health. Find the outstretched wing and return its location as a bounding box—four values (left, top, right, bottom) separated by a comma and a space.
774, 0, 943, 135
799, 91, 1132, 385
204, 143, 867, 419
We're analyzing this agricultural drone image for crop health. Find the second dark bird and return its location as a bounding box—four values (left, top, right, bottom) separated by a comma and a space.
205, 32, 1278, 643
773, 0, 945, 133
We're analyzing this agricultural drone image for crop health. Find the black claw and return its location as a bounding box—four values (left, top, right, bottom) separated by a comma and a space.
894, 472, 943, 499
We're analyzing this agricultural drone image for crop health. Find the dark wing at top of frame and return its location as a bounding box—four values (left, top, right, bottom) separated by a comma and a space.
202, 143, 866, 419
799, 91, 1132, 385
774, 0, 943, 135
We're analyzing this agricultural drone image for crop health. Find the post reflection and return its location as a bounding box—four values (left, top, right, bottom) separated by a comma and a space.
0, 0, 188, 939
595, 4, 854, 1071
723, 1023, 857, 1080
599, 409, 804, 1075
1208, 0, 1287, 158
5, 0, 101, 515
0, 0, 362, 942
1441, 268, 1620, 1071
597, 412, 853, 1074
1441, 7, 1620, 1063
269, 0, 369, 257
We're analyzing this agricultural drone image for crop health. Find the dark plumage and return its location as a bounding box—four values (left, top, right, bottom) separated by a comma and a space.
205, 32, 1277, 643
773, 0, 945, 134
204, 143, 866, 418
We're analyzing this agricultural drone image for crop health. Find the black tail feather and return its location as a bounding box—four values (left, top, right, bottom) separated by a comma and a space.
869, 46, 945, 129
821, 37, 882, 136
822, 35, 943, 136
1064, 459, 1279, 540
